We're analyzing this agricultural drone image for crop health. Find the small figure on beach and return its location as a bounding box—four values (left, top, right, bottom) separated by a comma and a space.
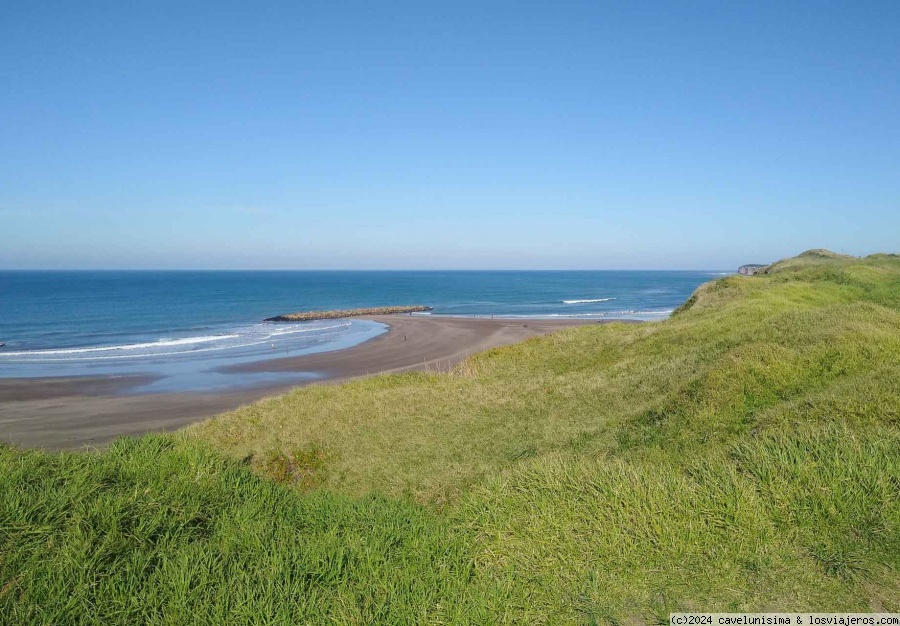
271, 343, 276, 350
403, 334, 407, 341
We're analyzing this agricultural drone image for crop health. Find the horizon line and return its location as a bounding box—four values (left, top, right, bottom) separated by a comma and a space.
0, 267, 734, 273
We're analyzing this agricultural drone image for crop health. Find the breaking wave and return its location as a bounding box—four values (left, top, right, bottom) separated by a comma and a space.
0, 322, 353, 361
562, 298, 616, 304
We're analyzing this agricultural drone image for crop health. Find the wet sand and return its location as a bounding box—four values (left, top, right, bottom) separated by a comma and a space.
222, 315, 594, 378
0, 316, 610, 450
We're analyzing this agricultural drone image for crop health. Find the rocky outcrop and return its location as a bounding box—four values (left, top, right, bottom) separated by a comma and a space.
265, 305, 433, 322
738, 264, 767, 276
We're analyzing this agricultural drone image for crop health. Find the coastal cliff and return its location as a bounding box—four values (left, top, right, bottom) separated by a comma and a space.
265, 305, 433, 322
738, 264, 767, 276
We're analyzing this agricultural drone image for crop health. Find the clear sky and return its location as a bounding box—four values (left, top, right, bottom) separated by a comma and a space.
1, 1, 897, 270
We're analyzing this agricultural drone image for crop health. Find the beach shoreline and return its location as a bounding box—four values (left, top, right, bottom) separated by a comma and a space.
0, 315, 619, 450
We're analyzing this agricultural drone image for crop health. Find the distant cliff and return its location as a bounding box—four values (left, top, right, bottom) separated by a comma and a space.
265, 305, 433, 322
738, 264, 767, 276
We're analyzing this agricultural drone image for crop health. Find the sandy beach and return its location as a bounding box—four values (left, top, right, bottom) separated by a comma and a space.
0, 315, 605, 450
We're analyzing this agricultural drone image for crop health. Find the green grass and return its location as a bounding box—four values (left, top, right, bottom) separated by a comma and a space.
2, 250, 899, 623
0, 436, 506, 624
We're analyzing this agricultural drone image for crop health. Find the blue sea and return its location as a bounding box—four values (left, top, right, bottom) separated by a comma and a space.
0, 271, 725, 392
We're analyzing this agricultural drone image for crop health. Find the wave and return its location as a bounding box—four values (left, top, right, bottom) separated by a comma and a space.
610, 309, 675, 316
641, 309, 674, 315
0, 334, 241, 357
562, 298, 616, 304
545, 308, 675, 318
435, 309, 674, 320
0, 322, 355, 360
28, 343, 259, 362
262, 322, 350, 338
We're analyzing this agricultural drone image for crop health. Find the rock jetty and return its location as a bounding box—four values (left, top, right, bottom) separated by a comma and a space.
265, 305, 433, 322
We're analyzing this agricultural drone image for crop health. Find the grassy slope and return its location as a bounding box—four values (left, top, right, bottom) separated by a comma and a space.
2, 252, 899, 623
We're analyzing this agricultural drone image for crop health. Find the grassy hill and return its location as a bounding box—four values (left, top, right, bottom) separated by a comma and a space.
2, 251, 899, 624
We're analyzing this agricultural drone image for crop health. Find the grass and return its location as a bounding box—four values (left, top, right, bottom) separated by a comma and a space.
459, 425, 900, 619
1, 250, 899, 623
0, 436, 505, 624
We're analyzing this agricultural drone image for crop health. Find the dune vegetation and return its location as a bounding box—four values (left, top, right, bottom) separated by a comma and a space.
2, 251, 899, 624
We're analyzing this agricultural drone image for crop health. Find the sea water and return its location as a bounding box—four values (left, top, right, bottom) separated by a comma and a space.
0, 270, 725, 391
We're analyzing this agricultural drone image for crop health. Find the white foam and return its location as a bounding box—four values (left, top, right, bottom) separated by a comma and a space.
562, 298, 616, 304
552, 309, 675, 318
0, 322, 357, 361
615, 309, 675, 316
262, 322, 350, 338
0, 334, 240, 357
436, 309, 674, 320
33, 343, 255, 361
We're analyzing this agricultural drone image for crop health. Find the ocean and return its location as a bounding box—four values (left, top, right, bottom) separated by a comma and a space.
0, 270, 725, 391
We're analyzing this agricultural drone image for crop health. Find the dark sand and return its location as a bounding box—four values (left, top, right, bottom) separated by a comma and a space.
0, 316, 607, 450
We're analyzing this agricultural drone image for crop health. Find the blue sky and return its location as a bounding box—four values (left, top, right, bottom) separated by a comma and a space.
1, 1, 897, 269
